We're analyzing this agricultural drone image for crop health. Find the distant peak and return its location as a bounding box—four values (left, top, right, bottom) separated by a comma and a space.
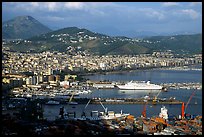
3, 15, 51, 39
25, 16, 34, 20
15, 15, 35, 21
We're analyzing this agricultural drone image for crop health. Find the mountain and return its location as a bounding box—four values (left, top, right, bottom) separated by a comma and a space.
142, 34, 202, 54
26, 27, 149, 55
2, 16, 52, 39
2, 26, 202, 55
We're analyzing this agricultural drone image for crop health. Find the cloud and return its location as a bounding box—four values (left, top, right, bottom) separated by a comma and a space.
180, 9, 200, 19
8, 2, 31, 11
189, 2, 202, 7
14, 2, 114, 13
19, 2, 62, 12
162, 2, 179, 7
46, 2, 58, 11
64, 2, 85, 10
30, 2, 39, 7
148, 10, 165, 20
2, 2, 17, 6
2, 2, 202, 36
138, 8, 165, 20
3, 2, 60, 12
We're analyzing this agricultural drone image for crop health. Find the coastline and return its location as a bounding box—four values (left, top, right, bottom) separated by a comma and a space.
80, 66, 163, 76
79, 64, 202, 77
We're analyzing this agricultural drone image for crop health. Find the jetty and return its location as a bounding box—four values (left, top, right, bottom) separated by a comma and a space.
70, 97, 183, 105
91, 98, 182, 105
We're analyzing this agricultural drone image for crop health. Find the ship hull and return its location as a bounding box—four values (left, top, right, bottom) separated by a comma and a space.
116, 80, 163, 90
117, 85, 162, 90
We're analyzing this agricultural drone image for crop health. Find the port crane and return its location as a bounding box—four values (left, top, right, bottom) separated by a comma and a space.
185, 90, 196, 112
69, 93, 74, 102
181, 90, 196, 119
80, 99, 92, 117
142, 102, 147, 118
68, 91, 78, 105
152, 90, 162, 104
99, 101, 108, 114
141, 95, 150, 118
84, 99, 91, 110
82, 98, 108, 114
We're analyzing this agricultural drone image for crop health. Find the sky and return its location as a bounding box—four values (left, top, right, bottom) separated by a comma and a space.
2, 2, 202, 38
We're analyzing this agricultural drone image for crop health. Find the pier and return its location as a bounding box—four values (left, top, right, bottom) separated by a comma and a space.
72, 97, 183, 105
160, 82, 202, 90
91, 100, 182, 105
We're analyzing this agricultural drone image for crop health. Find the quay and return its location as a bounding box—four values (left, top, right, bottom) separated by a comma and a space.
3, 96, 183, 106
91, 100, 183, 105
2, 96, 202, 135
71, 97, 183, 105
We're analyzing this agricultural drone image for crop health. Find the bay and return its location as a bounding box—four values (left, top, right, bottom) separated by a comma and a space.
43, 67, 202, 121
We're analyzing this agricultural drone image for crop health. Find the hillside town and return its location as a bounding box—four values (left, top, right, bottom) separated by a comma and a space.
2, 2, 203, 135
2, 45, 202, 93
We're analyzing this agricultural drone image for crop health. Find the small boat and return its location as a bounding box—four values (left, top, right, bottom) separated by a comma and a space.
195, 101, 198, 105
26, 94, 32, 98
69, 101, 78, 105
46, 100, 60, 105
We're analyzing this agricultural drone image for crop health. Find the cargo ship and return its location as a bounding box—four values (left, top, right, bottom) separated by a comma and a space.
116, 81, 163, 90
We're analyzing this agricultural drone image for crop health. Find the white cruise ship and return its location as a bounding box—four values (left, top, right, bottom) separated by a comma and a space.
116, 81, 163, 90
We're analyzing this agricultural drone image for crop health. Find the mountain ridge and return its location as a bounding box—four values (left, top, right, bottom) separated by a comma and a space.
2, 15, 52, 39
2, 16, 202, 55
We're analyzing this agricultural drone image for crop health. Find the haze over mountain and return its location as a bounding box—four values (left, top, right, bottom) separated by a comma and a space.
2, 16, 202, 55
3, 2, 202, 38
2, 16, 52, 39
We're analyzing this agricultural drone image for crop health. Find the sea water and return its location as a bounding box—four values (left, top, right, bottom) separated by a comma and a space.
43, 66, 202, 120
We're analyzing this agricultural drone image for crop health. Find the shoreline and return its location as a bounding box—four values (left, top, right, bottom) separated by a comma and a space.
80, 64, 202, 77
80, 66, 164, 76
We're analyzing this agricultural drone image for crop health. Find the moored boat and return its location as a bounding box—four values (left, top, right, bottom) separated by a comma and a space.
116, 80, 163, 90
46, 100, 60, 105
68, 101, 78, 105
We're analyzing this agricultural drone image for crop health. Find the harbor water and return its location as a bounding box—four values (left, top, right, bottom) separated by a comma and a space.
43, 66, 202, 121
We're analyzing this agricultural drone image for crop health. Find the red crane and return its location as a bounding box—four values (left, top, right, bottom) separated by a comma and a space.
142, 103, 147, 118
185, 90, 196, 112
181, 102, 185, 119
181, 90, 196, 119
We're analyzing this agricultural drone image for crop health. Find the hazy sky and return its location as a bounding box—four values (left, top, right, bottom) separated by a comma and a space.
2, 2, 202, 37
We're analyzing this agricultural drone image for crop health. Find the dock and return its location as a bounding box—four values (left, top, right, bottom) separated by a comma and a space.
91, 101, 183, 105
73, 97, 183, 105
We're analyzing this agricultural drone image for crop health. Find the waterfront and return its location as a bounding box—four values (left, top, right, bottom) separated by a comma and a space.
2, 66, 202, 135
2, 2, 202, 135
84, 66, 202, 83
43, 66, 202, 121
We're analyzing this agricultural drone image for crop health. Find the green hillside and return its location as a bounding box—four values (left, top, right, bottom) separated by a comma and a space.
3, 25, 202, 55
143, 34, 202, 54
